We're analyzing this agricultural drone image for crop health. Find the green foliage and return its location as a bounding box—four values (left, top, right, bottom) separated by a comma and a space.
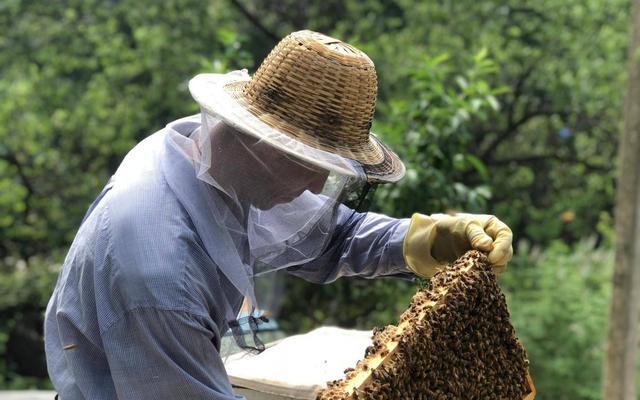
278, 276, 416, 334
0, 0, 253, 259
333, 0, 626, 245
374, 50, 505, 216
501, 239, 613, 399
0, 255, 60, 389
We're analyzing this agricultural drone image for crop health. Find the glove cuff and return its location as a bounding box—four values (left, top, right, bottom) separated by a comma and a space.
403, 213, 444, 279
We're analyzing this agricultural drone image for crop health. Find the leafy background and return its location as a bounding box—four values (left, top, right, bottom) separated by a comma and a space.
0, 0, 631, 398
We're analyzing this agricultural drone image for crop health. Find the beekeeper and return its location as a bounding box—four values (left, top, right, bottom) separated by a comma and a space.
44, 30, 513, 399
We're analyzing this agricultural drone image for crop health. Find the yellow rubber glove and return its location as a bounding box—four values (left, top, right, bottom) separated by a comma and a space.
403, 213, 513, 278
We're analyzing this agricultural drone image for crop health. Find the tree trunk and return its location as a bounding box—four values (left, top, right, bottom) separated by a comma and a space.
603, 0, 640, 398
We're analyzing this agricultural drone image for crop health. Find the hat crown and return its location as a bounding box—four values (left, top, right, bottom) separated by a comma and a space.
239, 30, 378, 151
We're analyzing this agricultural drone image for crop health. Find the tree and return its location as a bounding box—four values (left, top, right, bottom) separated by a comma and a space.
603, 0, 640, 398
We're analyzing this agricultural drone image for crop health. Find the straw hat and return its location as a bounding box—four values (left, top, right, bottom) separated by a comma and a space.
189, 30, 405, 183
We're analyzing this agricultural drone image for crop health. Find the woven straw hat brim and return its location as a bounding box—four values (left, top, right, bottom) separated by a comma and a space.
189, 72, 406, 183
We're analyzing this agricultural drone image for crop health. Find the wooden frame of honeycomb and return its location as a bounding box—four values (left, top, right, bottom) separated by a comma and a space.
317, 250, 536, 400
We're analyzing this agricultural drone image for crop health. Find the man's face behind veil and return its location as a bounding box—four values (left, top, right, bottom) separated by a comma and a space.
229, 127, 330, 210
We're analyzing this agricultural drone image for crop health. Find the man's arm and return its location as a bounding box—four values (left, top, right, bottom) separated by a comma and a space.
286, 207, 413, 284
101, 307, 242, 400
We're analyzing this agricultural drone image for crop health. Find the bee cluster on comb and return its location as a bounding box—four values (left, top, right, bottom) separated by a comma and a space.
317, 250, 534, 400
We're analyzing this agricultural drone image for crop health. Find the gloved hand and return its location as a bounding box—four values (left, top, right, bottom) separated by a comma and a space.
403, 213, 513, 278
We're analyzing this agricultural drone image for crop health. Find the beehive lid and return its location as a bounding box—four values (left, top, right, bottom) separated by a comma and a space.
223, 327, 374, 399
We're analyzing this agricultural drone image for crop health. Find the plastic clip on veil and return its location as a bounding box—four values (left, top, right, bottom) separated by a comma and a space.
172, 30, 406, 351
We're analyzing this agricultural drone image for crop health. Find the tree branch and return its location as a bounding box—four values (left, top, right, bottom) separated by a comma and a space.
480, 106, 567, 161
229, 0, 280, 43
1, 153, 35, 199
477, 62, 540, 158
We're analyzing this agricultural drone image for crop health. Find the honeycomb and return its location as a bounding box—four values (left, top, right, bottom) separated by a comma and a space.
317, 250, 534, 400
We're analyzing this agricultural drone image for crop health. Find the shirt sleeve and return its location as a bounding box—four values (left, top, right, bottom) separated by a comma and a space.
101, 307, 243, 400
286, 208, 414, 284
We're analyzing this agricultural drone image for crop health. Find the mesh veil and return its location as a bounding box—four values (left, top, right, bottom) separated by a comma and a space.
165, 109, 370, 351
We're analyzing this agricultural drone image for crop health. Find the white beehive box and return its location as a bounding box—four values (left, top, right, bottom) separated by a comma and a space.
223, 327, 372, 400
